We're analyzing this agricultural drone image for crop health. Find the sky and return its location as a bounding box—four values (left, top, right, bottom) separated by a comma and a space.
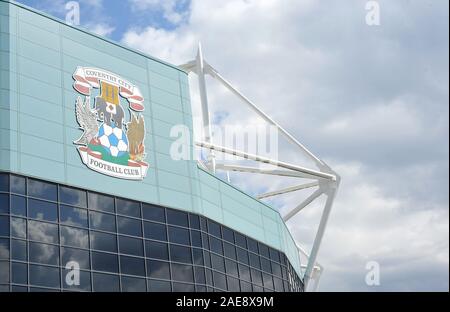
14, 0, 449, 291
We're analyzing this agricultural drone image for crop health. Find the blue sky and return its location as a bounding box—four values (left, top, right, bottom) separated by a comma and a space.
11, 0, 449, 291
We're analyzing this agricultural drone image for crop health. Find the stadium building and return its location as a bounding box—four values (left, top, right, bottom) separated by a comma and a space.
0, 0, 339, 292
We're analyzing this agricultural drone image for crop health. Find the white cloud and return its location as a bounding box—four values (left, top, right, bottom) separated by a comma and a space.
121, 0, 449, 291
86, 23, 115, 37
129, 0, 189, 25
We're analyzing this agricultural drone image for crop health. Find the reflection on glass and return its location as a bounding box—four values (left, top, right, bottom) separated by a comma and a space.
10, 195, 26, 217
91, 251, 118, 273
0, 238, 9, 259
225, 259, 238, 277
143, 221, 167, 241
89, 211, 116, 232
29, 241, 59, 265
235, 233, 247, 249
10, 175, 26, 195
189, 214, 200, 229
263, 273, 274, 290
249, 253, 261, 269
12, 262, 27, 285
170, 244, 192, 264
167, 209, 188, 227
147, 279, 171, 292
192, 248, 203, 266
92, 272, 119, 292
121, 276, 146, 292
247, 238, 258, 254
211, 254, 225, 273
60, 226, 88, 249
238, 264, 251, 282
236, 247, 249, 265
61, 247, 90, 270
240, 280, 252, 292
28, 220, 58, 244
90, 231, 117, 253
250, 268, 262, 286
145, 240, 168, 260
147, 260, 170, 279
118, 235, 143, 257
222, 227, 234, 244
0, 173, 8, 192
0, 194, 8, 214
0, 261, 9, 283
259, 243, 270, 259
191, 230, 202, 248
11, 239, 26, 261
168, 226, 190, 245
11, 217, 26, 239
29, 264, 60, 288
88, 192, 114, 213
224, 242, 236, 260
172, 282, 194, 292
207, 220, 221, 238
227, 276, 240, 291
269, 248, 280, 263
62, 269, 91, 291
27, 179, 57, 201
117, 216, 142, 237
120, 255, 145, 277
194, 266, 205, 284
116, 198, 140, 218
171, 263, 194, 283
28, 199, 58, 222
210, 237, 223, 255
213, 271, 226, 290
60, 205, 88, 227
142, 204, 165, 222
59, 186, 87, 207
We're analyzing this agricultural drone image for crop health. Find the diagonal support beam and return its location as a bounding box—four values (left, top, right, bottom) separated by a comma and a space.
257, 182, 319, 199
283, 188, 324, 222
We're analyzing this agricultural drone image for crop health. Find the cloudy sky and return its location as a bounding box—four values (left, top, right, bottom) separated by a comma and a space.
17, 0, 449, 291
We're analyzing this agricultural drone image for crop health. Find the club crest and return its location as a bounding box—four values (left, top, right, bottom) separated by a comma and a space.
72, 66, 148, 180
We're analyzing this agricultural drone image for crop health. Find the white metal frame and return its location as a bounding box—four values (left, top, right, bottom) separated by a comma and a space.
180, 44, 340, 291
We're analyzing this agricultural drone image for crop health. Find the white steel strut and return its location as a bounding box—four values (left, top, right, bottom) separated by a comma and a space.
180, 43, 340, 291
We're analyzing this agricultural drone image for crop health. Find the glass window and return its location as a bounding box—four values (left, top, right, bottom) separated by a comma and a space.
2, 216, 18, 239
118, 235, 143, 257
120, 255, 145, 277
29, 241, 59, 265
60, 226, 88, 249
207, 220, 221, 238
28, 220, 58, 244
91, 251, 119, 273
235, 233, 247, 249
11, 286, 28, 292
247, 238, 258, 254
269, 248, 281, 263
192, 248, 203, 266
60, 205, 88, 227
10, 195, 26, 217
116, 198, 140, 218
253, 285, 263, 292
194, 266, 205, 284
90, 231, 117, 253
0, 261, 8, 283
11, 239, 26, 261
238, 264, 251, 282
263, 273, 274, 290
92, 272, 119, 292
211, 254, 225, 273
273, 277, 284, 291
171, 263, 194, 283
259, 243, 270, 259
166, 209, 188, 227
249, 253, 261, 269
203, 251, 211, 268
29, 264, 60, 288
240, 280, 252, 292
222, 227, 234, 243
147, 260, 170, 280
28, 199, 57, 222
200, 217, 207, 232
88, 192, 114, 213
227, 276, 240, 292
223, 242, 236, 260
172, 282, 195, 292
0, 194, 8, 214
121, 276, 146, 292
202, 233, 209, 250
28, 179, 57, 201
210, 237, 223, 255
271, 262, 282, 277
89, 211, 116, 232
191, 230, 202, 248
189, 214, 200, 229
205, 268, 213, 286
213, 271, 227, 290
0, 173, 9, 192
261, 257, 272, 274
143, 221, 166, 241
168, 226, 190, 245
147, 279, 171, 292
11, 217, 26, 239
117, 216, 142, 237
236, 247, 249, 265
59, 186, 87, 208
61, 247, 90, 270
62, 269, 91, 291
142, 204, 165, 222
12, 262, 27, 285
0, 238, 9, 259
10, 175, 26, 195
170, 244, 192, 264
251, 269, 263, 286
225, 259, 238, 277
145, 240, 168, 260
